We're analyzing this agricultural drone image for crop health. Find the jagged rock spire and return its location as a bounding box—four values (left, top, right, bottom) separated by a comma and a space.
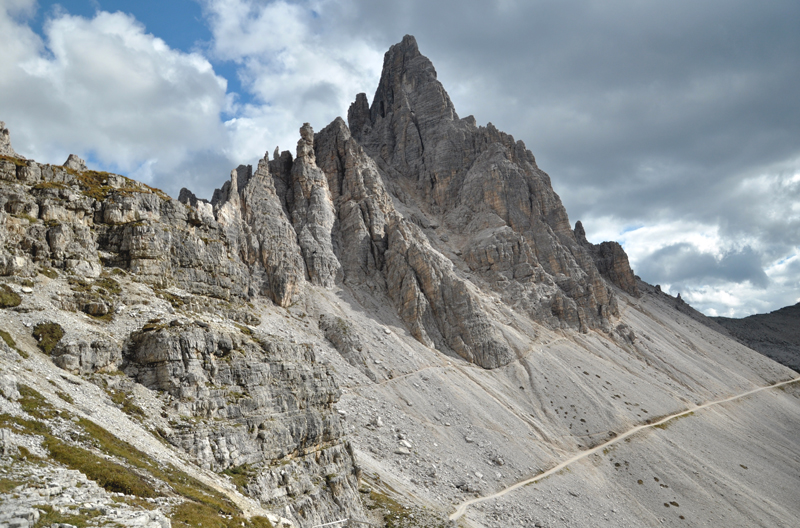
0, 121, 22, 159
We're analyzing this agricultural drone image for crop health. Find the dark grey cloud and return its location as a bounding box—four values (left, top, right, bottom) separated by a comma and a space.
334, 0, 800, 220
637, 243, 768, 289
325, 0, 800, 315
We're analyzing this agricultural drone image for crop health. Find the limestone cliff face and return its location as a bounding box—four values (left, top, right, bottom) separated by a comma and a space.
0, 141, 364, 526
349, 35, 636, 333
289, 124, 340, 288
0, 157, 247, 299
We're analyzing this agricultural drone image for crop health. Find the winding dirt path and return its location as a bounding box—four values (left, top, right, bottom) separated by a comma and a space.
449, 376, 800, 521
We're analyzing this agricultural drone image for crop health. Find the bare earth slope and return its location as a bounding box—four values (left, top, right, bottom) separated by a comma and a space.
1, 37, 799, 528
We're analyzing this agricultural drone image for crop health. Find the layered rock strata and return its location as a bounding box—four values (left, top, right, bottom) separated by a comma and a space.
124, 324, 361, 526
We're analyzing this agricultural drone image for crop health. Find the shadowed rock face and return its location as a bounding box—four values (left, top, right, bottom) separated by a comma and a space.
312, 117, 518, 368
574, 220, 639, 297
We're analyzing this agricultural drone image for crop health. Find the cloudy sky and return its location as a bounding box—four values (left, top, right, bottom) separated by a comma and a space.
1, 0, 798, 318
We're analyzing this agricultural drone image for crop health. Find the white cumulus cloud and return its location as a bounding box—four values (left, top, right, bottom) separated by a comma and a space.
0, 2, 230, 192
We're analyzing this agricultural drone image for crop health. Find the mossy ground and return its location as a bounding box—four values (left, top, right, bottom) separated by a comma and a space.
0, 328, 27, 358
107, 388, 146, 418
32, 322, 64, 354
0, 283, 22, 308
34, 504, 101, 527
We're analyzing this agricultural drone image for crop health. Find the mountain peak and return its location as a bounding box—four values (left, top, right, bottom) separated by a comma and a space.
396, 34, 420, 55
365, 35, 457, 130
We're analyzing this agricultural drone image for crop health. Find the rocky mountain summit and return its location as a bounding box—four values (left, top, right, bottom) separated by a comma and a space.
2, 36, 799, 528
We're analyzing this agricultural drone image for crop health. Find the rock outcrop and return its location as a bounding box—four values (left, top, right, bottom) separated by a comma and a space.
0, 121, 20, 158
574, 220, 639, 296
63, 154, 87, 172
124, 323, 362, 526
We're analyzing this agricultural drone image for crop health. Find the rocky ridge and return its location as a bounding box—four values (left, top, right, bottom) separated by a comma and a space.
1, 35, 799, 528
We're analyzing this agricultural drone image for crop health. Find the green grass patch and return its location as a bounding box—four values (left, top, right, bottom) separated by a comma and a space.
107, 389, 146, 418
0, 412, 51, 436
0, 328, 16, 347
0, 154, 27, 167
76, 417, 241, 515
222, 463, 256, 493
96, 276, 122, 295
170, 502, 274, 528
44, 434, 156, 497
31, 181, 68, 191
18, 384, 58, 420
34, 503, 102, 527
0, 284, 22, 308
365, 489, 435, 528
0, 477, 23, 493
56, 390, 74, 404
68, 277, 93, 292
76, 170, 114, 202
112, 494, 159, 510
235, 323, 253, 336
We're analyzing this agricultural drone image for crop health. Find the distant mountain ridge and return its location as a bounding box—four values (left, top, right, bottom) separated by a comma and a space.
713, 302, 800, 372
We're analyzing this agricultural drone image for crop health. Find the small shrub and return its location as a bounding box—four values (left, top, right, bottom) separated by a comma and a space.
32, 322, 64, 354
0, 284, 21, 308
